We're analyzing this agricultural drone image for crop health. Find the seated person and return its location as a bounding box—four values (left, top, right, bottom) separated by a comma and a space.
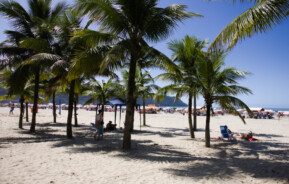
241, 131, 258, 141
105, 121, 116, 131
223, 125, 234, 140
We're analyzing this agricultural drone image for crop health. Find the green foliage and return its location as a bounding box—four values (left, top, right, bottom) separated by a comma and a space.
210, 0, 289, 51
196, 51, 252, 123
84, 78, 122, 105
157, 36, 206, 100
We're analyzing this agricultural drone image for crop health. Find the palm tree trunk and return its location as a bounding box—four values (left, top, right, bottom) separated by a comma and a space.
95, 106, 98, 123
188, 93, 195, 138
74, 94, 78, 127
30, 69, 40, 133
193, 93, 197, 131
25, 102, 29, 122
19, 95, 24, 129
123, 53, 137, 150
101, 102, 105, 117
142, 97, 146, 126
205, 102, 212, 147
52, 91, 56, 123
67, 80, 75, 138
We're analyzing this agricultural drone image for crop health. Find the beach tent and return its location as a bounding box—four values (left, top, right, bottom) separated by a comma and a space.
107, 98, 126, 126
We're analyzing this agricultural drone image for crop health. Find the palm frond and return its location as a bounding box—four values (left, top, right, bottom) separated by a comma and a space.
210, 0, 289, 51
20, 38, 51, 53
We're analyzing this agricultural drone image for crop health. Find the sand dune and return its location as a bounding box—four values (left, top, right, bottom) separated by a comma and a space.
0, 107, 288, 184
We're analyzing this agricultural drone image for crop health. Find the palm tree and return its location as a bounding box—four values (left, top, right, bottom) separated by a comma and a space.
6, 6, 92, 137
84, 78, 121, 118
0, 68, 34, 128
73, 77, 89, 127
53, 8, 86, 137
0, 0, 66, 132
158, 36, 206, 138
196, 51, 252, 147
0, 68, 25, 128
76, 0, 199, 149
123, 69, 158, 126
44, 75, 61, 123
210, 0, 289, 51
137, 70, 159, 126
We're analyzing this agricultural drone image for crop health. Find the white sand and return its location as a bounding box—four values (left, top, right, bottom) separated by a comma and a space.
0, 107, 288, 184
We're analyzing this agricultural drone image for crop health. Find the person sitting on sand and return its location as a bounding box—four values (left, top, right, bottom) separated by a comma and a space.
105, 121, 116, 131
241, 131, 258, 141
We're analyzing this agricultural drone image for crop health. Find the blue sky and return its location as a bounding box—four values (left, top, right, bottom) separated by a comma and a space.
1, 0, 289, 108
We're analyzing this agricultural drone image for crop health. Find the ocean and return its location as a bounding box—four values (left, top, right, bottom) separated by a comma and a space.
267, 108, 289, 112
161, 106, 289, 112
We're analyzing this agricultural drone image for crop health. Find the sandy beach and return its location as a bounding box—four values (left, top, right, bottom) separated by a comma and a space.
0, 107, 288, 184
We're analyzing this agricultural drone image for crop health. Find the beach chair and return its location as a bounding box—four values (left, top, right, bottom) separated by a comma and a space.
220, 125, 232, 140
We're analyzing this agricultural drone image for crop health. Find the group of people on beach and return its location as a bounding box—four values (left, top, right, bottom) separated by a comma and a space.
94, 110, 117, 140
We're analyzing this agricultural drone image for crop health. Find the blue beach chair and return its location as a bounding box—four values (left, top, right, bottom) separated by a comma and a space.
220, 125, 231, 140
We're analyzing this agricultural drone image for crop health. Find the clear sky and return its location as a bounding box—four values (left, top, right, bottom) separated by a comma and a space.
1, 0, 289, 108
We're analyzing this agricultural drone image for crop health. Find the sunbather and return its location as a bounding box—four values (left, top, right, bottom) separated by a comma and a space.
220, 125, 234, 140
241, 131, 258, 141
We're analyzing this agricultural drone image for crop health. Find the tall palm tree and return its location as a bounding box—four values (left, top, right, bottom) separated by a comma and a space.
73, 77, 89, 127
196, 51, 252, 147
0, 68, 34, 129
84, 78, 121, 118
9, 7, 89, 137
210, 0, 289, 51
48, 8, 84, 138
123, 68, 158, 126
158, 36, 206, 138
137, 70, 159, 126
0, 68, 25, 128
44, 75, 62, 123
0, 0, 66, 132
76, 0, 199, 149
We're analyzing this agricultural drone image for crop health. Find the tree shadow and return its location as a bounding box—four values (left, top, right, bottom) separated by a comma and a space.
2, 123, 289, 182
0, 128, 66, 145
252, 133, 285, 139
132, 130, 176, 138
193, 128, 205, 132
135, 127, 190, 138
165, 136, 289, 182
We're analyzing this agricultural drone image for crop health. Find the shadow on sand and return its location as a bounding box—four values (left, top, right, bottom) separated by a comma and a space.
0, 123, 288, 182
164, 140, 289, 182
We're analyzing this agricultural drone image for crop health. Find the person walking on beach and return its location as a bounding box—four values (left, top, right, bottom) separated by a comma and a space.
9, 102, 15, 115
